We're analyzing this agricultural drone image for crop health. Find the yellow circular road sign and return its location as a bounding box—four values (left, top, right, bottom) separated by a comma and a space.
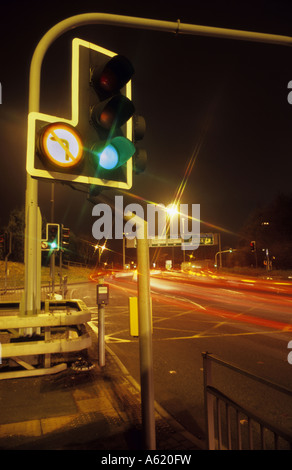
39, 123, 83, 169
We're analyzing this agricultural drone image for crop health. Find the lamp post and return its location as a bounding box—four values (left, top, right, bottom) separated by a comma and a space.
215, 248, 235, 269
166, 203, 179, 267
95, 243, 106, 266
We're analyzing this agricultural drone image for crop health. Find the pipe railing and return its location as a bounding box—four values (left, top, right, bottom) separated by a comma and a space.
202, 352, 292, 450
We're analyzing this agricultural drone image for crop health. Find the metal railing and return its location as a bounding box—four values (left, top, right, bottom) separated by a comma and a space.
202, 352, 292, 450
0, 279, 67, 302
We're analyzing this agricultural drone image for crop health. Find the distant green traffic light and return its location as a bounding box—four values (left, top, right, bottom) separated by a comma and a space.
46, 223, 60, 252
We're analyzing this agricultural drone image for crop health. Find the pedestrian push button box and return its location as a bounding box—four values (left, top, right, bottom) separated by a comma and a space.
96, 284, 109, 305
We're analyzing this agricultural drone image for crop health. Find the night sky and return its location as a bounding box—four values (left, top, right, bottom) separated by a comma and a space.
1, 0, 292, 251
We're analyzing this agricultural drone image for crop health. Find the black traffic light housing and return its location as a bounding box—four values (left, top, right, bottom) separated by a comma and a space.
47, 223, 60, 251
132, 114, 147, 174
61, 225, 70, 249
250, 241, 256, 252
79, 47, 136, 185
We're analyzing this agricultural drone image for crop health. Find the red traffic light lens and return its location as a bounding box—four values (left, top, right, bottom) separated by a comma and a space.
99, 109, 116, 129
91, 95, 135, 130
100, 69, 118, 93
92, 55, 134, 96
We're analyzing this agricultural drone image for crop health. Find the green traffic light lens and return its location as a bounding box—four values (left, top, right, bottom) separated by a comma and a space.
92, 137, 136, 171
99, 144, 119, 170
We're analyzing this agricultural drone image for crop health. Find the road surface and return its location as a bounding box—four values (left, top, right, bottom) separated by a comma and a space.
68, 269, 292, 447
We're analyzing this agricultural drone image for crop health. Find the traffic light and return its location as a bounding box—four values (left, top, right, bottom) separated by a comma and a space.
47, 223, 60, 251
132, 115, 147, 174
250, 241, 256, 252
26, 38, 138, 191
84, 46, 136, 190
61, 226, 70, 249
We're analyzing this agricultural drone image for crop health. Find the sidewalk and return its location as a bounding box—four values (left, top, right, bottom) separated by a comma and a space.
0, 327, 204, 451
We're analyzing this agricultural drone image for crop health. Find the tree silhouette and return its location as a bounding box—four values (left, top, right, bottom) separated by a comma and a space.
239, 193, 292, 269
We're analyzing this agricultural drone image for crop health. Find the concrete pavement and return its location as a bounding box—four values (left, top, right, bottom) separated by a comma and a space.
0, 326, 204, 451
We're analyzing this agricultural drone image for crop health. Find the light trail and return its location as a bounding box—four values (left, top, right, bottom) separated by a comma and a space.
90, 270, 292, 332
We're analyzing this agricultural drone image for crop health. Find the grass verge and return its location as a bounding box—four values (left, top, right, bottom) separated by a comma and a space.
0, 261, 94, 288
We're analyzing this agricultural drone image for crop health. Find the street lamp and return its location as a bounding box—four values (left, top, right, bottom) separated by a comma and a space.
158, 203, 179, 238
214, 248, 235, 269
166, 203, 179, 218
95, 243, 106, 265
166, 203, 179, 267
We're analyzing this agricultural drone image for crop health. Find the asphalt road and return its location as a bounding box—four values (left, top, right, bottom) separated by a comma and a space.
68, 269, 292, 447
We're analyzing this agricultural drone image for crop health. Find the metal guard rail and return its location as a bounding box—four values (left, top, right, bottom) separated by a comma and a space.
202, 352, 292, 450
